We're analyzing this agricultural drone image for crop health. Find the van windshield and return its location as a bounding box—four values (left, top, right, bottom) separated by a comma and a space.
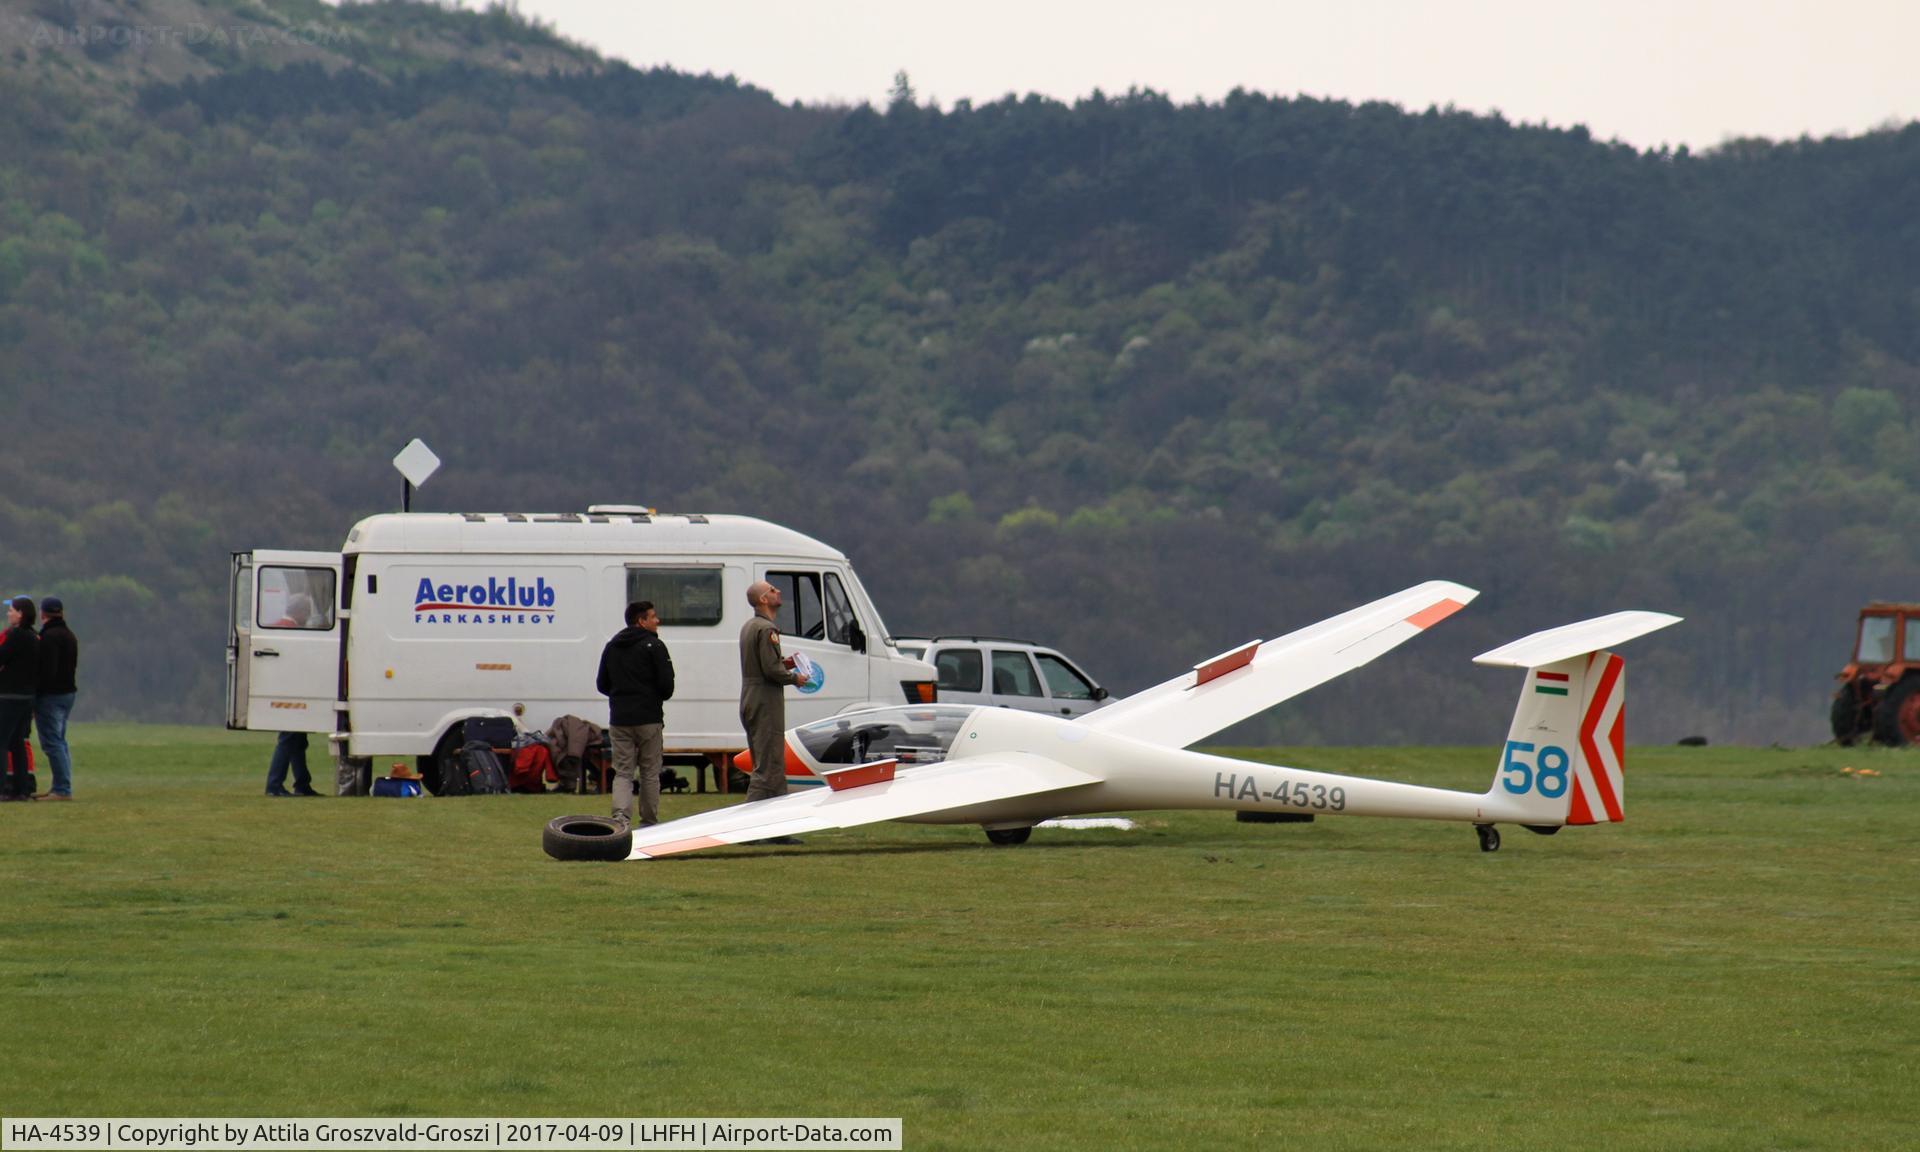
794, 706, 976, 767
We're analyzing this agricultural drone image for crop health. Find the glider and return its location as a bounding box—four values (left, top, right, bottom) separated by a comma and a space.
540, 581, 1680, 860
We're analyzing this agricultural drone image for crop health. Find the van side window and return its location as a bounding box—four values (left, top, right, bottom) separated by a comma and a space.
259, 567, 336, 631
1035, 653, 1095, 700
991, 650, 1043, 697
767, 571, 824, 639
233, 561, 254, 632
626, 567, 723, 626
823, 573, 857, 646
936, 649, 982, 692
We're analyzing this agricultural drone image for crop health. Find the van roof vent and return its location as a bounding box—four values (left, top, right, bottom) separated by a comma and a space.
587, 504, 656, 516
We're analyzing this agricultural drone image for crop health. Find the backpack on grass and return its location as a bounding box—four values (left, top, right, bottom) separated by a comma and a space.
454, 740, 509, 795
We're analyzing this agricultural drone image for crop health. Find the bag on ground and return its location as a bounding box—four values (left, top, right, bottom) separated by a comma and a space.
373, 776, 424, 798
509, 743, 553, 793
456, 740, 509, 795
463, 716, 517, 748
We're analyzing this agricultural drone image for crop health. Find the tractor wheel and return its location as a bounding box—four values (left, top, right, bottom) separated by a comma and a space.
1872, 678, 1920, 747
1831, 685, 1869, 746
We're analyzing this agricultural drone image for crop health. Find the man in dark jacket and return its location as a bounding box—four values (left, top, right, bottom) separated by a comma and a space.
35, 596, 78, 800
596, 600, 675, 828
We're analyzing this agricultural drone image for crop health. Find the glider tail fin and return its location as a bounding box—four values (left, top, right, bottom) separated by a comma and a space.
1473, 612, 1682, 828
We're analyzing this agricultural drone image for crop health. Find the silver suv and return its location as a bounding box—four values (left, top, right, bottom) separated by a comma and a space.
892, 636, 1110, 718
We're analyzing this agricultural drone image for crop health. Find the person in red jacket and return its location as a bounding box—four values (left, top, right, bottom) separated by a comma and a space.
0, 596, 40, 801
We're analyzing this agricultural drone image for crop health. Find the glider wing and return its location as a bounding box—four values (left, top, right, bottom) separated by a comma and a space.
1078, 579, 1478, 749
626, 753, 1102, 859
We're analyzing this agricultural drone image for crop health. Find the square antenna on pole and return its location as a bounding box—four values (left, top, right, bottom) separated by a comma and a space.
394, 439, 440, 512
393, 439, 441, 488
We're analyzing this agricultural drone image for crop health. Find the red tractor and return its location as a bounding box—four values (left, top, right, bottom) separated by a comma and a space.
1831, 602, 1920, 745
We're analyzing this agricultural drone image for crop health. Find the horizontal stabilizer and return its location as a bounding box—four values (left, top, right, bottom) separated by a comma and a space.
1081, 580, 1478, 749
1472, 611, 1682, 669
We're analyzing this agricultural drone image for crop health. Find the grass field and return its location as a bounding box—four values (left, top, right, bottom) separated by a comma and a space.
1, 725, 1916, 1150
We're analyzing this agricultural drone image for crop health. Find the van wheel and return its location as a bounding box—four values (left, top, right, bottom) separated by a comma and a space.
543, 815, 633, 862
422, 729, 462, 794
984, 826, 1032, 846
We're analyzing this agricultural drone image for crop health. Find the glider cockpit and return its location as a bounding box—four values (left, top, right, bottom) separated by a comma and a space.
791, 705, 977, 769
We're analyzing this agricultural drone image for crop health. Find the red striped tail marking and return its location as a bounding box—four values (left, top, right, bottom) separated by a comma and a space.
1569, 652, 1626, 825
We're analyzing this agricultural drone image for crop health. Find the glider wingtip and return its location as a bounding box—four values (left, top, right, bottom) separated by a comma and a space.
1405, 596, 1469, 630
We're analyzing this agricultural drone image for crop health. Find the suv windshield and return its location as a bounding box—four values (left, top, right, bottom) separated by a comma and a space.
1035, 653, 1095, 699
793, 706, 976, 767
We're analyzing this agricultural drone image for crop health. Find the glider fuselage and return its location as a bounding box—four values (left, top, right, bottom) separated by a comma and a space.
806, 707, 1536, 828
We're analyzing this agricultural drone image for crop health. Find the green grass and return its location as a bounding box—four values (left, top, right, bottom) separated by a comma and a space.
3, 727, 1917, 1149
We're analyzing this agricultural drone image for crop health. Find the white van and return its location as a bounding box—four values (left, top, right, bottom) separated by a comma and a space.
226, 509, 936, 788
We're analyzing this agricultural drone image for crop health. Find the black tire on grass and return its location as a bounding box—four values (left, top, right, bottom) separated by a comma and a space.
543, 814, 633, 862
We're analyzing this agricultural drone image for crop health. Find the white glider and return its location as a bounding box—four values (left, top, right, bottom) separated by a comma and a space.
539, 581, 1680, 860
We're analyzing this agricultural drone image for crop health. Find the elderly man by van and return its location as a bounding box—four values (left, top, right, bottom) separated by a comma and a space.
598, 600, 675, 828
738, 580, 810, 834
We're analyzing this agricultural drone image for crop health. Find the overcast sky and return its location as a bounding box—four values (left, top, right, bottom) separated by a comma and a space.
503, 0, 1919, 151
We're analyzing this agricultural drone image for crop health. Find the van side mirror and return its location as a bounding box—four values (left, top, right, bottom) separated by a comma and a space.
1092, 686, 1109, 701
849, 622, 866, 653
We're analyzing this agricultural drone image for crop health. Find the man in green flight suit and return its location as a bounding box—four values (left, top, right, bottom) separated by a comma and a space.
739, 580, 809, 843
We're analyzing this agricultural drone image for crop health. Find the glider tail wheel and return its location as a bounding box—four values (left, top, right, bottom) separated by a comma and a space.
1474, 823, 1500, 853
984, 825, 1033, 846
543, 814, 633, 861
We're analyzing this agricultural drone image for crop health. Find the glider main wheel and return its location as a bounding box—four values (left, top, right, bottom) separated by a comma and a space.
543, 814, 633, 862
1475, 824, 1500, 853
984, 826, 1032, 846
1871, 677, 1920, 747
1830, 684, 1869, 746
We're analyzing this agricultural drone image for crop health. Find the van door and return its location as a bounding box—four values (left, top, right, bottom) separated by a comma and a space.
235, 549, 343, 733
764, 568, 870, 714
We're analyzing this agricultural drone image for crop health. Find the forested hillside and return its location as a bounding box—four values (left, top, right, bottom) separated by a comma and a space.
4, 0, 1918, 744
